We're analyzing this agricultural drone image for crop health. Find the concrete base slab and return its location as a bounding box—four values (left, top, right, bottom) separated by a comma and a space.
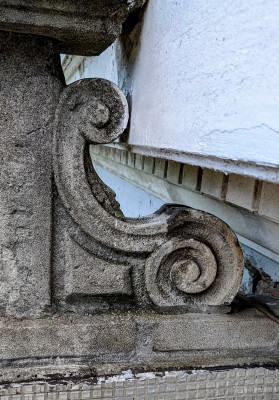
0, 308, 278, 384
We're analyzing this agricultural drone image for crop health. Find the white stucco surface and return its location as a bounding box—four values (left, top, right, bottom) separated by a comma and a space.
63, 0, 279, 180
128, 0, 279, 175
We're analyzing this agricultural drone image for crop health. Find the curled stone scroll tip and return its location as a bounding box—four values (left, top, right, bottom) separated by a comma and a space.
53, 77, 244, 312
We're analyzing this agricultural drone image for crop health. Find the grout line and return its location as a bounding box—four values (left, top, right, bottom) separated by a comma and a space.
252, 180, 263, 211
164, 160, 169, 179
178, 163, 184, 185
196, 167, 203, 192
151, 157, 156, 175
221, 174, 229, 200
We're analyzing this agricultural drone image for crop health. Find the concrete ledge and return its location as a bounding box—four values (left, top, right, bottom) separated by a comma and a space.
153, 312, 278, 352
0, 309, 278, 383
0, 315, 137, 360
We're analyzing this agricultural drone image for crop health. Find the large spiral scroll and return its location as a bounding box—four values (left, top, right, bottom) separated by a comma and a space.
53, 78, 244, 310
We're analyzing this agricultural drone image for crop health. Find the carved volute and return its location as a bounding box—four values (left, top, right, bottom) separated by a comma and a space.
53, 78, 244, 313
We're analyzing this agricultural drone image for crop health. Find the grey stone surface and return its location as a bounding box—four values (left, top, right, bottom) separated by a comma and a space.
0, 314, 137, 360
0, 309, 278, 383
0, 31, 65, 318
0, 1, 145, 55
153, 311, 279, 352
64, 236, 133, 297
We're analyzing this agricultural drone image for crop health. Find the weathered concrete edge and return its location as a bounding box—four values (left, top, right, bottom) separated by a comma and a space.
1, 362, 279, 388
0, 310, 278, 384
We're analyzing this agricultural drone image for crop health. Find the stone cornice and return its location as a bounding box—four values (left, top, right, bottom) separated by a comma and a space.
0, 0, 145, 55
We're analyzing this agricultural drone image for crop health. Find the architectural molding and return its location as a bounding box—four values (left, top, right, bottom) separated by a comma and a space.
0, 1, 145, 55
90, 145, 279, 257
131, 144, 279, 184
0, 310, 279, 383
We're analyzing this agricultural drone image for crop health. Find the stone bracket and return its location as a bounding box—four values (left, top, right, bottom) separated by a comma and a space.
53, 78, 244, 313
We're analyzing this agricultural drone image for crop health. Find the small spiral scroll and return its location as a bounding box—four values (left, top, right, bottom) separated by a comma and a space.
144, 208, 244, 308
66, 78, 129, 144
168, 240, 217, 294
145, 238, 217, 307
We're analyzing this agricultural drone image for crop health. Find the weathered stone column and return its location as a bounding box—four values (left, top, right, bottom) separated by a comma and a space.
0, 32, 65, 317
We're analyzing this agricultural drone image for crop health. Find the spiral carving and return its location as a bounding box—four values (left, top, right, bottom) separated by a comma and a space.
169, 240, 217, 294
53, 79, 179, 252
144, 210, 244, 308
145, 239, 218, 307
53, 78, 244, 310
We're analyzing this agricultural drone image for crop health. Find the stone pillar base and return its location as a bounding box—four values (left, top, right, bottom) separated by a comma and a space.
0, 308, 278, 384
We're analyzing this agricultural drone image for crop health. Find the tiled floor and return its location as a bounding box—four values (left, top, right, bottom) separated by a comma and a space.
0, 367, 278, 399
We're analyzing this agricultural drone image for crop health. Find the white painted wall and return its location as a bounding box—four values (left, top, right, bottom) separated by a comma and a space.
64, 0, 279, 182
128, 0, 279, 179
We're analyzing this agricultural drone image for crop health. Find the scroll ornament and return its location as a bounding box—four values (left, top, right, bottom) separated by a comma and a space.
53, 79, 244, 312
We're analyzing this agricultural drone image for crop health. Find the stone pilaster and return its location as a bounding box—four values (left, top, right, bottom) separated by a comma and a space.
0, 32, 65, 317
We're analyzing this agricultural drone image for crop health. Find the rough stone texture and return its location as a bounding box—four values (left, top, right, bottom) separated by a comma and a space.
0, 309, 278, 384
0, 31, 65, 318
64, 236, 133, 297
153, 311, 278, 352
0, 314, 137, 360
0, 0, 145, 55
